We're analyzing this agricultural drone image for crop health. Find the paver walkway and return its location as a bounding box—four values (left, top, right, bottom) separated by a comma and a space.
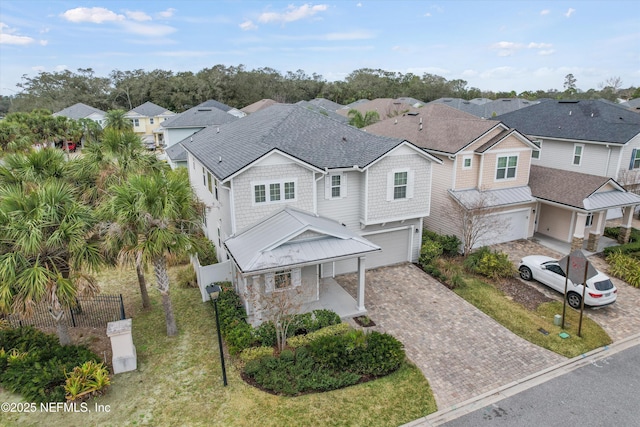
336, 264, 565, 410
493, 239, 640, 342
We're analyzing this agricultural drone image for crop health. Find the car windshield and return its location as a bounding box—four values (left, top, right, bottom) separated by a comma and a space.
592, 279, 614, 291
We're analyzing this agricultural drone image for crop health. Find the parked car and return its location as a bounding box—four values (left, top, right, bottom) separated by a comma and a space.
518, 255, 617, 309
145, 140, 156, 151
55, 141, 77, 152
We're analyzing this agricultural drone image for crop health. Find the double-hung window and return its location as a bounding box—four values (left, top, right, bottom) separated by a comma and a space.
573, 144, 583, 166
253, 180, 296, 204
331, 175, 341, 198
496, 155, 517, 180
394, 171, 408, 199
631, 149, 640, 169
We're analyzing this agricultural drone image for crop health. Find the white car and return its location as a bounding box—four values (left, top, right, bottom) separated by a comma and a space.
518, 255, 617, 309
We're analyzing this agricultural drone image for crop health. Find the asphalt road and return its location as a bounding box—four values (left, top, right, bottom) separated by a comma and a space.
442, 344, 640, 427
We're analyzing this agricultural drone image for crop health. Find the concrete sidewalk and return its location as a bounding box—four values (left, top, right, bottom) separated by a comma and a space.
404, 332, 640, 426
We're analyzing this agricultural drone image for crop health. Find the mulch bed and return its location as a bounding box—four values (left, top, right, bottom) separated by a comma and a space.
492, 276, 554, 311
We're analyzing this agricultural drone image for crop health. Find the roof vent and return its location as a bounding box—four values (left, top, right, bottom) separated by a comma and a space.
216, 127, 220, 133
569, 111, 572, 115
218, 156, 222, 163
342, 137, 347, 142
591, 112, 594, 117
407, 111, 419, 116
197, 108, 212, 111
420, 117, 423, 124
419, 123, 423, 131
190, 137, 193, 142
394, 119, 397, 124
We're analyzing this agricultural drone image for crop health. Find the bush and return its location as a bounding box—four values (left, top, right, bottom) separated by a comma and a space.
290, 309, 342, 336
194, 235, 218, 266
239, 346, 274, 363
422, 230, 461, 255
353, 331, 405, 376
0, 327, 102, 403
287, 323, 350, 348
419, 240, 443, 268
254, 321, 277, 347
464, 247, 515, 279
176, 264, 198, 288
214, 282, 258, 354
606, 251, 640, 287
64, 361, 111, 402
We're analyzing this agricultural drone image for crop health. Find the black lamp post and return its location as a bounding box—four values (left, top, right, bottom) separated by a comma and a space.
206, 284, 228, 386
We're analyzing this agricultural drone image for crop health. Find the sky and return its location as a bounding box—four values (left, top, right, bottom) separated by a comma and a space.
0, 0, 639, 97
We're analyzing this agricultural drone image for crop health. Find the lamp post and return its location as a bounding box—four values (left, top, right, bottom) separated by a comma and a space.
206, 284, 227, 386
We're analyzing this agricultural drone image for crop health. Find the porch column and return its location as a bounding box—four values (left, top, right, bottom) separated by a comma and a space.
586, 211, 604, 252
618, 206, 635, 244
571, 212, 588, 252
357, 257, 366, 311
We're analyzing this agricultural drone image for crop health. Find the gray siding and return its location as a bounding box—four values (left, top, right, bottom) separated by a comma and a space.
165, 127, 203, 148
532, 138, 620, 178
423, 159, 460, 238
316, 171, 362, 232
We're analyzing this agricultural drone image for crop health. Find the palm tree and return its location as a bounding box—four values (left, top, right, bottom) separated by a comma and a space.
0, 147, 68, 187
347, 109, 380, 128
0, 180, 102, 345
104, 109, 132, 131
102, 168, 202, 334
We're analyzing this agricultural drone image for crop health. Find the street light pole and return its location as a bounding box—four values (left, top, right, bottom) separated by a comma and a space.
206, 284, 228, 387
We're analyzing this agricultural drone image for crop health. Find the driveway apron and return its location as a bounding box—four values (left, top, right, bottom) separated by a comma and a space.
336, 264, 565, 410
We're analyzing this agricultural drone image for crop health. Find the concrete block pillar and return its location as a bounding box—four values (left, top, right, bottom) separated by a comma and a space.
571, 212, 588, 252
107, 318, 137, 374
618, 227, 632, 244
618, 206, 635, 244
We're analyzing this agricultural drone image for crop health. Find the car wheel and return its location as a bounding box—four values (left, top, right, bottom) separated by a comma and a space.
519, 266, 533, 281
567, 292, 582, 309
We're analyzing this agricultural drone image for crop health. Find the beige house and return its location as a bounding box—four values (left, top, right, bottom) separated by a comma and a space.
125, 101, 175, 146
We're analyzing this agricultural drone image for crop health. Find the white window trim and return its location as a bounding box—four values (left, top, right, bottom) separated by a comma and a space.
632, 149, 640, 170
462, 155, 473, 170
325, 173, 348, 199
573, 144, 584, 166
251, 178, 297, 205
495, 154, 519, 181
532, 140, 541, 160
585, 213, 594, 227
386, 168, 415, 201
264, 268, 301, 292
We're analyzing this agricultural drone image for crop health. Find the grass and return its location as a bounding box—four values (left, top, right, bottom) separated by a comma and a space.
454, 277, 612, 358
0, 264, 436, 426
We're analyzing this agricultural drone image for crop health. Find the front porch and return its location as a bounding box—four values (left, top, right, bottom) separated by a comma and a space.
301, 277, 366, 320
532, 232, 618, 256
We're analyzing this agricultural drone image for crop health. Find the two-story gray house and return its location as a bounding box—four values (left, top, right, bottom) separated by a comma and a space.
182, 103, 441, 325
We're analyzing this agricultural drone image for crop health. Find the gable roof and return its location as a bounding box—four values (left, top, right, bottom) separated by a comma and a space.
182, 103, 430, 181
225, 207, 380, 273
296, 100, 349, 123
529, 165, 640, 210
128, 101, 173, 117
308, 98, 343, 112
429, 97, 540, 118
165, 143, 187, 162
241, 98, 278, 114
196, 99, 234, 112
161, 101, 239, 128
496, 99, 640, 144
337, 98, 422, 120
364, 103, 500, 155
53, 103, 105, 120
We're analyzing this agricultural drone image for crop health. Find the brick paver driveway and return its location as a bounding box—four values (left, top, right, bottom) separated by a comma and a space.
336, 264, 565, 410
493, 239, 640, 342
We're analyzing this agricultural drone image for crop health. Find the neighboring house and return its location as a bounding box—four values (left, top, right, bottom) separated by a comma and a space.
241, 98, 278, 114
307, 97, 344, 112
620, 98, 640, 113
429, 97, 540, 118
164, 143, 188, 169
296, 100, 348, 124
182, 103, 441, 324
337, 98, 421, 121
160, 100, 240, 149
53, 102, 106, 127
496, 99, 640, 225
196, 99, 246, 118
365, 103, 539, 249
125, 101, 175, 146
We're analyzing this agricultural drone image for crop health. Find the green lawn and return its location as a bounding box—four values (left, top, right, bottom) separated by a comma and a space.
454, 277, 612, 358
0, 265, 436, 426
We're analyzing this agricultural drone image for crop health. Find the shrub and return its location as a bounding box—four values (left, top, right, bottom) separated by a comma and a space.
464, 247, 515, 279
353, 331, 405, 376
419, 240, 443, 268
176, 264, 198, 288
287, 323, 350, 348
64, 361, 111, 402
603, 241, 640, 257
214, 282, 258, 354
290, 309, 342, 336
239, 346, 274, 363
195, 235, 218, 266
422, 230, 461, 256
606, 251, 640, 287
0, 327, 102, 403
254, 321, 277, 347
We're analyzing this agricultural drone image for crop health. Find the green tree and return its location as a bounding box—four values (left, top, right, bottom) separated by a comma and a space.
101, 169, 202, 333
104, 109, 132, 131
0, 179, 102, 345
563, 74, 577, 96
347, 109, 380, 128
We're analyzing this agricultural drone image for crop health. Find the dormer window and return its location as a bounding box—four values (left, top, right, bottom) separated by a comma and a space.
496, 155, 518, 180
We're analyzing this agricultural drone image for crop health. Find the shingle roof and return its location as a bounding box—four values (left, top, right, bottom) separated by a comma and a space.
225, 207, 380, 273
197, 99, 233, 112
429, 97, 539, 118
241, 99, 278, 114
337, 98, 422, 120
363, 103, 499, 154
529, 165, 617, 209
130, 101, 173, 117
296, 100, 348, 123
308, 98, 343, 111
182, 103, 411, 181
165, 143, 187, 162
161, 101, 238, 128
496, 99, 640, 144
53, 103, 105, 119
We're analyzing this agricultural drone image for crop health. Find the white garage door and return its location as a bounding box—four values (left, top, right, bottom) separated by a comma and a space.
364, 229, 411, 269
475, 209, 529, 248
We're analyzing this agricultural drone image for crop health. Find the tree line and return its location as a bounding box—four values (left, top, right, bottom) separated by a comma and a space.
2, 66, 637, 116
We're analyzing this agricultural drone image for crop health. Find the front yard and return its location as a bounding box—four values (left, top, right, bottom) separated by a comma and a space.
0, 264, 436, 426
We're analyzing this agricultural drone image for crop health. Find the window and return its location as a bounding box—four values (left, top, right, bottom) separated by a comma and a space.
274, 270, 291, 289
496, 155, 517, 180
202, 167, 206, 186
331, 175, 341, 197
253, 180, 296, 204
149, 118, 154, 125
573, 144, 583, 166
632, 149, 640, 169
254, 184, 266, 203
132, 118, 139, 127
207, 172, 213, 193
214, 181, 219, 201
586, 213, 594, 227
394, 171, 408, 199
284, 182, 295, 200
532, 140, 541, 159
265, 268, 301, 292
462, 156, 472, 169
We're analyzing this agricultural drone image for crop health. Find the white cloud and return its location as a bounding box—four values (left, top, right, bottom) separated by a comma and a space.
528, 42, 552, 49
120, 21, 176, 37
424, 12, 431, 17
61, 7, 125, 23
240, 20, 258, 31
461, 69, 479, 77
125, 11, 152, 22
324, 31, 374, 40
490, 41, 554, 56
540, 9, 550, 15
538, 49, 555, 56
480, 66, 517, 79
565, 8, 576, 18
357, 2, 362, 7
157, 8, 176, 19
258, 4, 328, 24
54, 65, 68, 71
39, 40, 48, 46
0, 23, 36, 45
